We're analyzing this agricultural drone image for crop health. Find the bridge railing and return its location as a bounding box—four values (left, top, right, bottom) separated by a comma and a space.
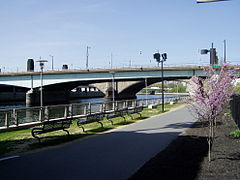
0, 96, 187, 131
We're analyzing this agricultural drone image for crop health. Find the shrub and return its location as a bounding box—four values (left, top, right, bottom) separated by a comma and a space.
230, 130, 240, 137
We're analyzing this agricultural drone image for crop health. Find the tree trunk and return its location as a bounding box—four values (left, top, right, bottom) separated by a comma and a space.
208, 138, 211, 162
208, 120, 213, 162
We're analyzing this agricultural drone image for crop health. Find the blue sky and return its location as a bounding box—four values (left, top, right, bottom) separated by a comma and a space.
0, 0, 239, 72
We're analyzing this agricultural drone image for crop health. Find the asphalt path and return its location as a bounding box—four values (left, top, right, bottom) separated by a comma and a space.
0, 105, 196, 180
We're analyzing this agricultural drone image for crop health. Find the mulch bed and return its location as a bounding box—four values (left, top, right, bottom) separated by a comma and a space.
129, 116, 240, 180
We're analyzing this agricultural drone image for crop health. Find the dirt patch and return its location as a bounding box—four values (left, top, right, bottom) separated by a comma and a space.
129, 116, 240, 180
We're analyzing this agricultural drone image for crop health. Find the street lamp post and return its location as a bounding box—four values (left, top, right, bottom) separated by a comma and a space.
110, 71, 115, 110
201, 43, 218, 65
145, 78, 148, 106
154, 52, 167, 112
176, 81, 179, 98
36, 60, 48, 107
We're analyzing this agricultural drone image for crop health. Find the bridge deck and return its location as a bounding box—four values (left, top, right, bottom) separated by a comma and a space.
0, 66, 203, 76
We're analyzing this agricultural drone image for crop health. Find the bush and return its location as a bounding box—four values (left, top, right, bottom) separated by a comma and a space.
235, 83, 240, 94
230, 130, 240, 137
168, 86, 187, 93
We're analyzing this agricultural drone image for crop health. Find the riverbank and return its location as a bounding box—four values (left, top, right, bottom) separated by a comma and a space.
129, 113, 240, 180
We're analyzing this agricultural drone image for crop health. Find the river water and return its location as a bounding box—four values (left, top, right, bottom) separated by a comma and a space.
0, 94, 176, 110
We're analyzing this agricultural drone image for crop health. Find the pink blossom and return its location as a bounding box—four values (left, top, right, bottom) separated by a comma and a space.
187, 64, 239, 122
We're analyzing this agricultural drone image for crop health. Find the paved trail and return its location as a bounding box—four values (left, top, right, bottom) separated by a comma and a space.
0, 105, 196, 180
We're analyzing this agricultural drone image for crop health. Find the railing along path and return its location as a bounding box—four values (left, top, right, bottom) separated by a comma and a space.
0, 96, 187, 131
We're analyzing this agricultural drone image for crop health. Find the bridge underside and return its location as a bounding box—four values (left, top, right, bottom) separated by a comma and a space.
25, 77, 188, 106
1, 76, 191, 107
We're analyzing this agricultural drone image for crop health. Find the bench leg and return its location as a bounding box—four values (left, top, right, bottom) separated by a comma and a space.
97, 121, 104, 128
33, 134, 41, 143
31, 129, 41, 143
77, 121, 86, 132
107, 119, 114, 125
79, 125, 85, 132
137, 112, 142, 118
129, 114, 134, 120
122, 115, 126, 122
63, 129, 70, 136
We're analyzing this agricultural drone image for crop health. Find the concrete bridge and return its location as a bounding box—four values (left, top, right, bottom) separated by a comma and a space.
0, 66, 205, 106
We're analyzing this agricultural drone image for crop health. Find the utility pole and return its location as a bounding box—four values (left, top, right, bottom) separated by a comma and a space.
145, 78, 148, 105
110, 71, 115, 110
224, 40, 227, 63
86, 46, 90, 69
129, 60, 132, 67
210, 43, 214, 65
50, 55, 54, 70
110, 53, 113, 69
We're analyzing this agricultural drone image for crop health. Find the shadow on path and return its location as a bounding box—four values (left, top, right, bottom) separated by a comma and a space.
129, 135, 208, 180
0, 130, 185, 180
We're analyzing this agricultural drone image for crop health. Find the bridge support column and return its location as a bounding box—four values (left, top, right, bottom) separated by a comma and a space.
26, 89, 39, 107
105, 86, 118, 101
92, 81, 141, 101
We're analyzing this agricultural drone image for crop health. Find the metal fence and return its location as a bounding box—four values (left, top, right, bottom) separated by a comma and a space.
0, 96, 187, 131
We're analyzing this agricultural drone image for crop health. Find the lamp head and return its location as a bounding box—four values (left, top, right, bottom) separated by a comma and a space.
162, 53, 167, 61
153, 53, 161, 62
36, 60, 48, 69
201, 49, 209, 54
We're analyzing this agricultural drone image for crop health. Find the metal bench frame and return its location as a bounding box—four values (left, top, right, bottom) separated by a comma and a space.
106, 108, 128, 125
77, 113, 105, 132
31, 120, 72, 142
127, 106, 143, 119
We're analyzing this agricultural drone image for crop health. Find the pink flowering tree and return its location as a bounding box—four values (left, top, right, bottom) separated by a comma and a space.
187, 64, 240, 161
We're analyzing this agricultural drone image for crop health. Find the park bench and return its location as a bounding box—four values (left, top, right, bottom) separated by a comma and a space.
127, 106, 143, 119
31, 119, 72, 142
106, 108, 128, 124
77, 113, 105, 132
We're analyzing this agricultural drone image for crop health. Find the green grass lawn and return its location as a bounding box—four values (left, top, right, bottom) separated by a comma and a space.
0, 103, 184, 157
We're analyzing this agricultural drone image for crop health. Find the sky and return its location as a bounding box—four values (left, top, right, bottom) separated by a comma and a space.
0, 0, 239, 72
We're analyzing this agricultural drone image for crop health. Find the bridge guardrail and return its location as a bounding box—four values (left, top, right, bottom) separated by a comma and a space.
0, 96, 187, 131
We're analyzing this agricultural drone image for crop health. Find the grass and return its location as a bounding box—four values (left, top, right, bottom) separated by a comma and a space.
0, 103, 184, 157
